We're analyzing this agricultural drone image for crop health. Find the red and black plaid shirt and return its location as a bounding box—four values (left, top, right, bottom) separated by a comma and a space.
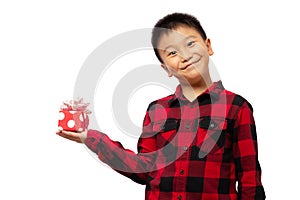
85, 81, 265, 200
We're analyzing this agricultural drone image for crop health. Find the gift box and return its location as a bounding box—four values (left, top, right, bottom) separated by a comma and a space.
58, 98, 91, 132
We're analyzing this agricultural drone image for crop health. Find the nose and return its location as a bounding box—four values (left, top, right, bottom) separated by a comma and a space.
179, 49, 192, 62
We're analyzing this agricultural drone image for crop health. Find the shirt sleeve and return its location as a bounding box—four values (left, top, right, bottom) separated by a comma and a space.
233, 101, 266, 200
84, 106, 157, 185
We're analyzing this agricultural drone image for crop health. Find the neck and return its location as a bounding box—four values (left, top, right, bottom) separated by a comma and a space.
180, 77, 213, 102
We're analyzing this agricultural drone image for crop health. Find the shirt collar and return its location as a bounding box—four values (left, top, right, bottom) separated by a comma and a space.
168, 80, 225, 106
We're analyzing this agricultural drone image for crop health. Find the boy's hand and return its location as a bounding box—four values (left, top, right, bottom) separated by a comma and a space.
56, 129, 87, 143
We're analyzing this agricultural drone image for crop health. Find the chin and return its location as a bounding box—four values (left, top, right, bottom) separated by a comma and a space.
178, 74, 203, 86
187, 70, 204, 81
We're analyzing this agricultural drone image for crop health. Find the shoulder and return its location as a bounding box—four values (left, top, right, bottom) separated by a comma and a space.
222, 88, 253, 112
147, 94, 175, 110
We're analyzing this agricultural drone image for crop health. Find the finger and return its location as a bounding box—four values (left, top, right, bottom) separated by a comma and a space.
56, 130, 82, 143
61, 130, 87, 142
60, 134, 82, 143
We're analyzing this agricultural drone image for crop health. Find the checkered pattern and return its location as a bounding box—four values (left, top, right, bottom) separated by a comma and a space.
85, 81, 265, 200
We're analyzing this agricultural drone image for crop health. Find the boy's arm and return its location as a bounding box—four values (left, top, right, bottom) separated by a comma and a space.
233, 101, 266, 200
84, 107, 156, 185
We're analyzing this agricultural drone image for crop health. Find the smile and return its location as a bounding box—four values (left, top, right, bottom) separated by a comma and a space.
180, 58, 200, 70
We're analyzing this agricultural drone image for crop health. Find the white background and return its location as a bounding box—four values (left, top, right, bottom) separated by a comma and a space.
1, 0, 299, 199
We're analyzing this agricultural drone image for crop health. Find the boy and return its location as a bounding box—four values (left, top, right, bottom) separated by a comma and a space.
57, 13, 266, 199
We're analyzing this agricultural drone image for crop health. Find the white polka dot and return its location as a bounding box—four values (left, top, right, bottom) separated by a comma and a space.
78, 128, 83, 132
70, 110, 76, 114
79, 114, 84, 122
67, 120, 75, 128
58, 112, 65, 120
58, 126, 63, 130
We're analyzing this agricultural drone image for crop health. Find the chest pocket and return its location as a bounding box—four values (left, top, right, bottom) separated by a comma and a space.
153, 119, 179, 149
198, 117, 228, 157
153, 118, 179, 133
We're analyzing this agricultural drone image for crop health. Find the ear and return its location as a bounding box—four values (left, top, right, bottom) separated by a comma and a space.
205, 38, 214, 56
161, 63, 173, 77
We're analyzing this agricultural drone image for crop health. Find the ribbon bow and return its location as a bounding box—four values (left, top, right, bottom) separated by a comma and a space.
60, 98, 92, 114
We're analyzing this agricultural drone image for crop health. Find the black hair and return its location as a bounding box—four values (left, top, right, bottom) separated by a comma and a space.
151, 12, 207, 63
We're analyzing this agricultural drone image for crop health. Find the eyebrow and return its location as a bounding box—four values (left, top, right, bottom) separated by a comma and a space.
163, 35, 197, 52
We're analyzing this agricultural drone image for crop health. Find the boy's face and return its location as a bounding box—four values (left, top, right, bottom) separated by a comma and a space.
157, 25, 213, 85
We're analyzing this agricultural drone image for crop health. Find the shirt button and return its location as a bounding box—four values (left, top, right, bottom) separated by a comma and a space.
183, 146, 188, 151
178, 195, 182, 200
185, 124, 190, 129
179, 169, 184, 175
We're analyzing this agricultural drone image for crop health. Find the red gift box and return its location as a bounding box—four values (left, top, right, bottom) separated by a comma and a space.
58, 98, 91, 132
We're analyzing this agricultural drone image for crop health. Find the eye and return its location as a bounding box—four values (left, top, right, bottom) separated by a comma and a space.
187, 41, 195, 47
168, 50, 177, 56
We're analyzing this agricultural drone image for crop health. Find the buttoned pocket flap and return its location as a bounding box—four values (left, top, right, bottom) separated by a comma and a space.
198, 117, 228, 156
153, 119, 179, 133
199, 117, 227, 130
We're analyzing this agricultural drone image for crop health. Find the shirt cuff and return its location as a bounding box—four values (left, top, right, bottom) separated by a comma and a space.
84, 129, 105, 153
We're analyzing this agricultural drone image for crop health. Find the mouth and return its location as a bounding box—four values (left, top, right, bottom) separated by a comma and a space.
180, 59, 200, 70
181, 64, 191, 70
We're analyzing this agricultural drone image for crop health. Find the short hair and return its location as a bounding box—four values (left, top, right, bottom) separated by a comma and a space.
151, 13, 207, 63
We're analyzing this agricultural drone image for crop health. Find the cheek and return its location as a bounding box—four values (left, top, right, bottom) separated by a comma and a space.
193, 44, 209, 55
165, 57, 180, 68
